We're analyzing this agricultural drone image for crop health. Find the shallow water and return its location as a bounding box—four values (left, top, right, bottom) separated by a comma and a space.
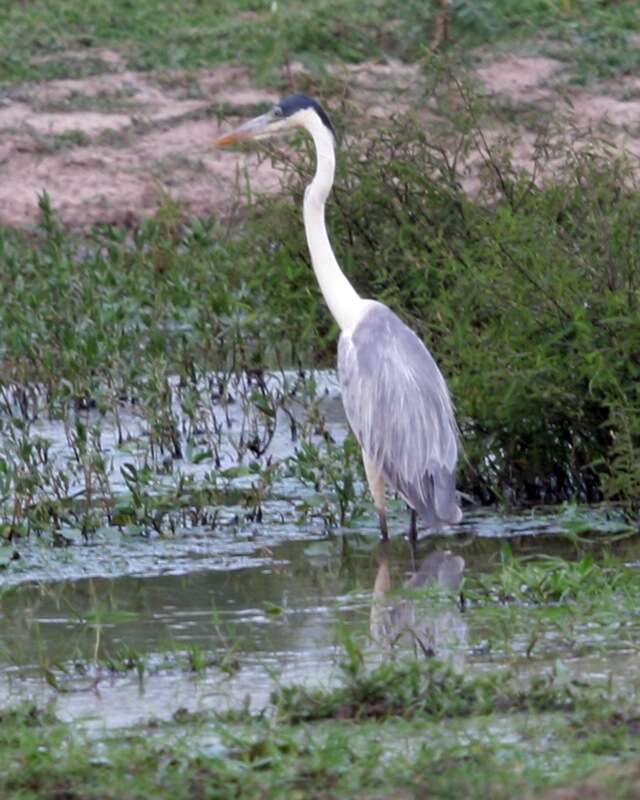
20, 369, 347, 494
1, 371, 639, 730
1, 507, 638, 729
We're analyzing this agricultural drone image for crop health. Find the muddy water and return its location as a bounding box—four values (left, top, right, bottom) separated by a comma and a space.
0, 533, 372, 726
1, 371, 638, 728
1, 509, 639, 729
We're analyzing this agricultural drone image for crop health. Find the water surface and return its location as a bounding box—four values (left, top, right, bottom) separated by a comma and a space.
2, 508, 637, 728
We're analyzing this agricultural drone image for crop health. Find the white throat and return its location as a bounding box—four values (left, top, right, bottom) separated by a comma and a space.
299, 109, 364, 332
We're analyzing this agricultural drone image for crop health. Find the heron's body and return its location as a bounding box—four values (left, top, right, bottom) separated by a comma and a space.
215, 94, 461, 538
339, 301, 460, 533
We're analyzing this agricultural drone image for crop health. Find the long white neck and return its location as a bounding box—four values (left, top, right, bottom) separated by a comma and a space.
302, 113, 363, 331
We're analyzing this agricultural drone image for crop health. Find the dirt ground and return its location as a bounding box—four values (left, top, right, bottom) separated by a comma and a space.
2, 50, 640, 228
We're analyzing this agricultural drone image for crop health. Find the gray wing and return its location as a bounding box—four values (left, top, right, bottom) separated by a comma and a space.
338, 301, 461, 525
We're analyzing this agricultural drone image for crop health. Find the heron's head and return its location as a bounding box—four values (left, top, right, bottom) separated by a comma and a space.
214, 94, 337, 147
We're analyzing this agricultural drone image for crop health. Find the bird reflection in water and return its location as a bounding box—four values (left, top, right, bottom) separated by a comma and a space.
370, 542, 467, 670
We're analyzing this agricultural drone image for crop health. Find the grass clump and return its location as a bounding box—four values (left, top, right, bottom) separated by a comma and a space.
272, 655, 602, 723
0, 191, 321, 538
1, 0, 639, 85
470, 544, 640, 604
1, 668, 639, 800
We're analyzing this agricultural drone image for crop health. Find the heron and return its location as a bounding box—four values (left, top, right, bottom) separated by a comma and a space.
215, 94, 461, 540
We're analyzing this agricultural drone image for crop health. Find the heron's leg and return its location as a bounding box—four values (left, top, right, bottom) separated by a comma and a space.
378, 510, 389, 541
362, 452, 388, 540
407, 535, 417, 572
409, 509, 418, 542
406, 509, 419, 570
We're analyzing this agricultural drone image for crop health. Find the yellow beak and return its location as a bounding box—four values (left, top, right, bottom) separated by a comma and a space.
214, 112, 273, 148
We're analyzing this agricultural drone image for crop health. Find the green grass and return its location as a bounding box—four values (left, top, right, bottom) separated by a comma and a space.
469, 544, 640, 604
2, 658, 640, 800
1, 0, 639, 87
272, 656, 604, 722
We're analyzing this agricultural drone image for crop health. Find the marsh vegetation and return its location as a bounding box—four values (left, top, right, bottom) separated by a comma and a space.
1, 0, 640, 797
